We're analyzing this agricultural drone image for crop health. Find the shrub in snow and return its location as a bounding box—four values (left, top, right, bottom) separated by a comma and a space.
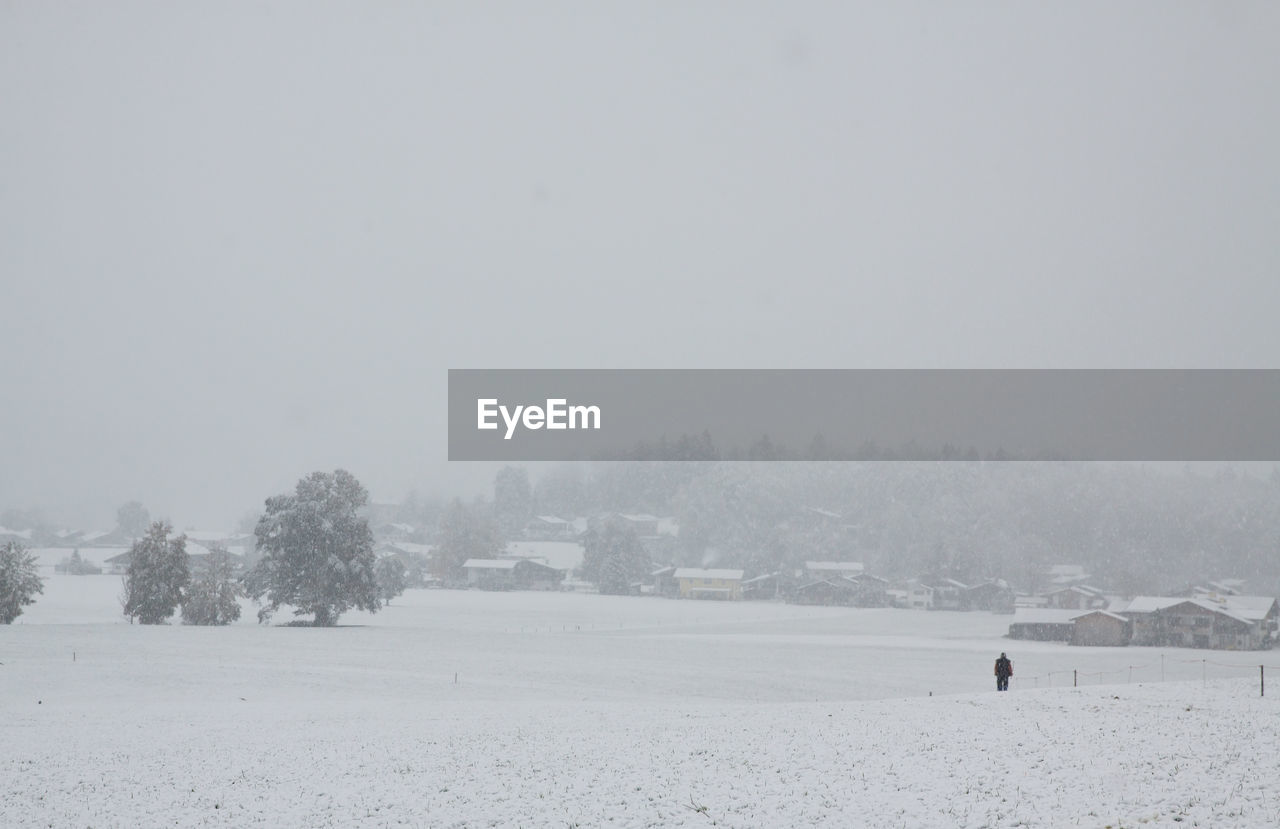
375, 556, 408, 605
182, 546, 242, 626
245, 469, 379, 626
122, 521, 191, 624
55, 549, 103, 575
0, 541, 44, 623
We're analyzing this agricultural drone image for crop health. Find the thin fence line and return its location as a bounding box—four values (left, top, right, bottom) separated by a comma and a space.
1007, 657, 1277, 694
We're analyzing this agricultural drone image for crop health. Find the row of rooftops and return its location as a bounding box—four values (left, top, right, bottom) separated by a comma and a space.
1014, 593, 1280, 626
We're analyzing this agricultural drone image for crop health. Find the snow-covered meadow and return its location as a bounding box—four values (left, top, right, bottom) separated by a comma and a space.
4, 576, 1279, 827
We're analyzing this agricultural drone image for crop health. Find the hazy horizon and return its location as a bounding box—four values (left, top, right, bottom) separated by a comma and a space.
4, 2, 1278, 527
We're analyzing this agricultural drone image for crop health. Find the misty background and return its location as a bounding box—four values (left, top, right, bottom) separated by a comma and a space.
3, 2, 1278, 529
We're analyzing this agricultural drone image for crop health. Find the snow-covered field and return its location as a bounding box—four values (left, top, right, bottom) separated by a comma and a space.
4, 576, 1279, 827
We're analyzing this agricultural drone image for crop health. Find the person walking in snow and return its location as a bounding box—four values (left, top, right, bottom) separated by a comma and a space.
994, 652, 1013, 691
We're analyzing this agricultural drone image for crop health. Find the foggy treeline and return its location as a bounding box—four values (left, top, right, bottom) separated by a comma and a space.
419, 461, 1280, 598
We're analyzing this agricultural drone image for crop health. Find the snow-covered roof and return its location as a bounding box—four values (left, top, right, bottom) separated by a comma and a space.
388, 541, 434, 556
505, 541, 583, 571
1045, 584, 1105, 597
619, 513, 660, 522
185, 544, 244, 561
1218, 595, 1278, 621
805, 561, 864, 573
1071, 610, 1130, 623
1175, 598, 1254, 626
741, 572, 778, 585
533, 515, 570, 524
797, 579, 850, 591
1163, 596, 1276, 624
1114, 596, 1184, 614
182, 530, 242, 543
463, 559, 518, 570
673, 568, 744, 581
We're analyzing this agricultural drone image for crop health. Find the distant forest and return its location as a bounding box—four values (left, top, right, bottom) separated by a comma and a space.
386, 460, 1280, 599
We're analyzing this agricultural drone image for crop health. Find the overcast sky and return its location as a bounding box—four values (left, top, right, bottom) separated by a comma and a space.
2, 2, 1278, 528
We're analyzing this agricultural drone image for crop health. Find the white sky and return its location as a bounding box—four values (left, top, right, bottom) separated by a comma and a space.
2, 2, 1278, 526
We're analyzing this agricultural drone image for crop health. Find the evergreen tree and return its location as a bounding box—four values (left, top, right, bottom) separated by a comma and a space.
494, 466, 533, 538
245, 469, 379, 626
434, 498, 503, 583
0, 541, 43, 624
583, 517, 650, 595
116, 501, 151, 540
375, 556, 408, 605
122, 521, 190, 624
533, 464, 589, 518
181, 545, 242, 625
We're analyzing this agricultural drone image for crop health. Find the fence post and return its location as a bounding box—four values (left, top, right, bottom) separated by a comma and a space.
1161, 654, 1165, 682
1073, 669, 1077, 688
1262, 665, 1265, 698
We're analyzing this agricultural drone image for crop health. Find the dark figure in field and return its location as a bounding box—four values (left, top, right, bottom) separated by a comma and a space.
995, 652, 1012, 691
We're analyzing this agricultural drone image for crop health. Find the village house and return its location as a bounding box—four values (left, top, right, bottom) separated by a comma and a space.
462, 558, 565, 591
609, 513, 661, 536
1046, 564, 1091, 587
1204, 579, 1246, 596
1143, 597, 1277, 650
375, 542, 437, 588
1007, 609, 1078, 642
185, 543, 247, 576
803, 561, 864, 581
649, 566, 679, 597
852, 574, 890, 607
103, 550, 132, 575
673, 568, 744, 600
793, 579, 854, 606
890, 579, 935, 610
963, 579, 1016, 613
373, 521, 417, 542
741, 572, 783, 601
523, 515, 579, 540
1110, 596, 1180, 644
1070, 610, 1132, 647
923, 577, 968, 611
1043, 584, 1109, 611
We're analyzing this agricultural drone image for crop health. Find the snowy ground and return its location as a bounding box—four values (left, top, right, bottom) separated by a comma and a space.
4, 576, 1279, 827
